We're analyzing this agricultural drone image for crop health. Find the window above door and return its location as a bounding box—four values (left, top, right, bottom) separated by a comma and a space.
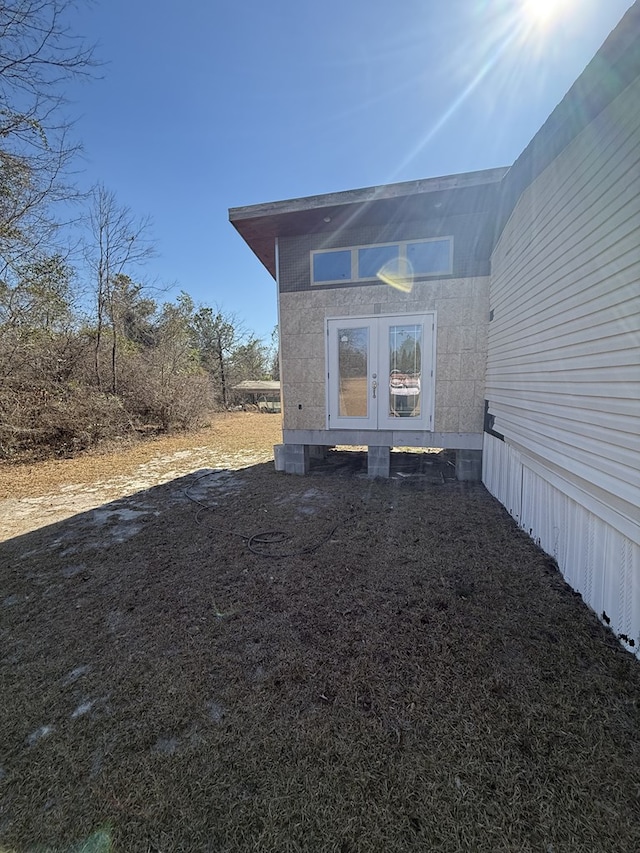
311, 237, 453, 286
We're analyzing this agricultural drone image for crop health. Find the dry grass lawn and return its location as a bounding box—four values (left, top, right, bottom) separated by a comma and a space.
1, 414, 639, 852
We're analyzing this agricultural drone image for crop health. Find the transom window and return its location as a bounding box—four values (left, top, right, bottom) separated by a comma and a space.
311, 237, 453, 285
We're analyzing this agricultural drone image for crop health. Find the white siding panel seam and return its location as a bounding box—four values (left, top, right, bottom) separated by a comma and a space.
491, 240, 640, 321
486, 402, 639, 448
505, 96, 640, 230
493, 78, 640, 263
487, 379, 638, 399
489, 327, 639, 365
494, 160, 636, 275
489, 286, 640, 348
486, 364, 639, 383
486, 389, 639, 417
490, 409, 640, 459
495, 189, 640, 292
490, 270, 639, 341
494, 174, 640, 289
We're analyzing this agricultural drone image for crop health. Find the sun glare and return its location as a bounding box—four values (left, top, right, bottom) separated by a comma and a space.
521, 0, 570, 28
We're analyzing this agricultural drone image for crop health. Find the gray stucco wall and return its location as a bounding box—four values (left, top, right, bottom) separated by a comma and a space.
280, 276, 489, 435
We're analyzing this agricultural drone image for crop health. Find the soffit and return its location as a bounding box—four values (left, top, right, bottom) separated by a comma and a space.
230, 168, 509, 279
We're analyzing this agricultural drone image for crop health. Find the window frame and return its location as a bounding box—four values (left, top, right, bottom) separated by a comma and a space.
310, 236, 453, 286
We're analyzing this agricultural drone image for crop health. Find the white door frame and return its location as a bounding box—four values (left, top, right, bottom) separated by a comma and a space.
326, 312, 436, 431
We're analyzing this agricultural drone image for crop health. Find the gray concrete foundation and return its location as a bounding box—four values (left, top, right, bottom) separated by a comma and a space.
283, 443, 310, 475
368, 445, 390, 478
308, 445, 328, 460
455, 449, 483, 481
283, 428, 483, 451
274, 444, 285, 471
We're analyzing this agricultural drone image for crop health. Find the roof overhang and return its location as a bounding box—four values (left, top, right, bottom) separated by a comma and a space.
229, 167, 509, 279
232, 380, 281, 394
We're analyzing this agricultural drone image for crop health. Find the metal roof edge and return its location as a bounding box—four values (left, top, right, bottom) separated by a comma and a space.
229, 167, 509, 223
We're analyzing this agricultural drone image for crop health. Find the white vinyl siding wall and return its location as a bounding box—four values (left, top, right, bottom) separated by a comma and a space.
485, 77, 640, 654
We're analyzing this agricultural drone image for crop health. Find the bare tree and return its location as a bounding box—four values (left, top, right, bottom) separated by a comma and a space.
0, 1, 98, 274
87, 184, 155, 393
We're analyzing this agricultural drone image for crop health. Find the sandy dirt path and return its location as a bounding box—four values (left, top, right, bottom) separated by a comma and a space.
0, 413, 282, 542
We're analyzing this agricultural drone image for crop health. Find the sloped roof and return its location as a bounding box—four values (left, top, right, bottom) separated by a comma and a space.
229, 168, 508, 279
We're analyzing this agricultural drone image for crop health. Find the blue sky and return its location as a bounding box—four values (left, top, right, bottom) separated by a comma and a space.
66, 0, 634, 341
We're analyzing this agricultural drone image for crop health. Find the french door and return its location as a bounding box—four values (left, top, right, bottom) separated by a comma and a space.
327, 313, 435, 431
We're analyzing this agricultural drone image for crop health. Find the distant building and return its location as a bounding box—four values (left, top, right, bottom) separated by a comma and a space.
231, 379, 281, 413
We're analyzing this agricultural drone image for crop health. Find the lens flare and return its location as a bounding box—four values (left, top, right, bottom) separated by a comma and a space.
377, 257, 415, 293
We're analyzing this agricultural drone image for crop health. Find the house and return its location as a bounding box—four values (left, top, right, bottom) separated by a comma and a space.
230, 3, 639, 652
231, 165, 507, 478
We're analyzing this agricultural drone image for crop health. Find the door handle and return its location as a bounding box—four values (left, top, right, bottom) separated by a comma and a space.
372, 380, 378, 399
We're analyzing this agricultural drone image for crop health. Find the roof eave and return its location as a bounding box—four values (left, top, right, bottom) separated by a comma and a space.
230, 166, 510, 279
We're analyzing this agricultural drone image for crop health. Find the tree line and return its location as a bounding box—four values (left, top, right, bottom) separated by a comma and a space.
0, 1, 276, 460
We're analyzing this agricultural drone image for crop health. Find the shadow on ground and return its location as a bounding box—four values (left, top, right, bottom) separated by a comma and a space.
1, 456, 639, 852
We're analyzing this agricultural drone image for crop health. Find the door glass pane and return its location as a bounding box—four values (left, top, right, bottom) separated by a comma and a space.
388, 324, 422, 418
338, 327, 368, 417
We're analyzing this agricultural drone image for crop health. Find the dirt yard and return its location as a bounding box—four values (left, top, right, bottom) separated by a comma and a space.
1, 413, 639, 853
0, 414, 284, 542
